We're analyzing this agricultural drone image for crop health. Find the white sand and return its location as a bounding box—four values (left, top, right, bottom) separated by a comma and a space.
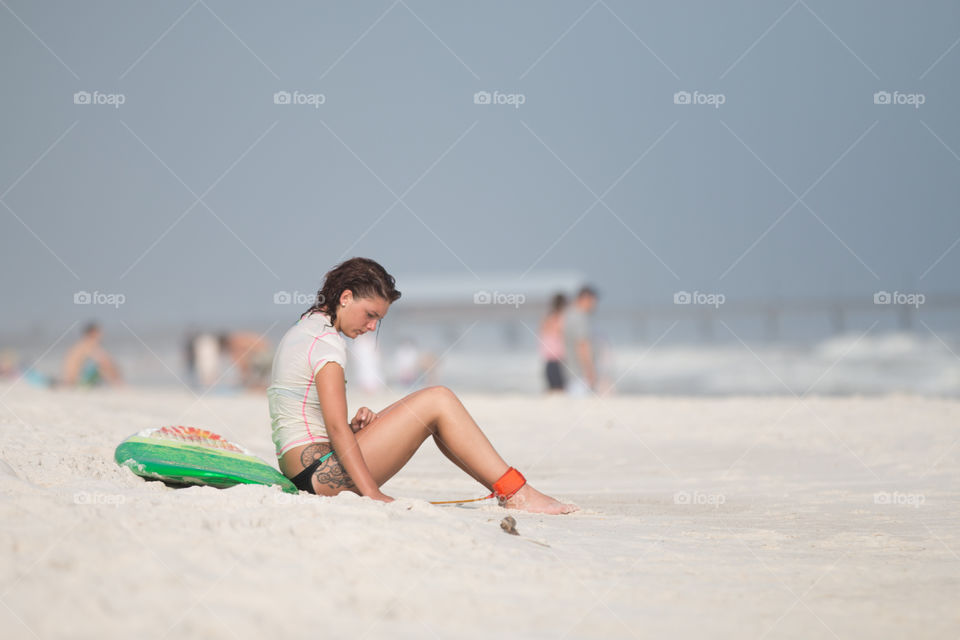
0, 383, 958, 639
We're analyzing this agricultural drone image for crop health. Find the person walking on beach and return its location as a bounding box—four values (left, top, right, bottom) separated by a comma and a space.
267, 257, 578, 514
539, 293, 567, 393
563, 286, 599, 396
62, 323, 122, 386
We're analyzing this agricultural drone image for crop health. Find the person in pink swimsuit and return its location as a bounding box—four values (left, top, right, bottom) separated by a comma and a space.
539, 293, 567, 393
268, 257, 578, 515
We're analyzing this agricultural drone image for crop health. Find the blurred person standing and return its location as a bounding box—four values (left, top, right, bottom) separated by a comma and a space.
563, 286, 599, 396
193, 332, 221, 388
539, 293, 567, 393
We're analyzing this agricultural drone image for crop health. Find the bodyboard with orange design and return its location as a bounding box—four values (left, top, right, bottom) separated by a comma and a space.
114, 426, 297, 493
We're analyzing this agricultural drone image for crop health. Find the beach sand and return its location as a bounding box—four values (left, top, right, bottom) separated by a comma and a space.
0, 383, 957, 639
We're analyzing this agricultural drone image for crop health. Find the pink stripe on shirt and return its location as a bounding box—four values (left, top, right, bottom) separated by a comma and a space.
289, 325, 341, 455
278, 434, 330, 456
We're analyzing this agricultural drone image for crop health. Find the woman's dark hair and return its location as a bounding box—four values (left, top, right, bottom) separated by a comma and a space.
301, 257, 401, 324
550, 293, 567, 313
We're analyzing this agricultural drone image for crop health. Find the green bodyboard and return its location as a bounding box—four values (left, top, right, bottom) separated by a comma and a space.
115, 427, 298, 494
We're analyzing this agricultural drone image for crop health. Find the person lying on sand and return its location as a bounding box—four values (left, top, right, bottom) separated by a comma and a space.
267, 257, 578, 515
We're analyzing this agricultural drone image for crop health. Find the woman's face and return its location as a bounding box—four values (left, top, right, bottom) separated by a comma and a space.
336, 292, 390, 338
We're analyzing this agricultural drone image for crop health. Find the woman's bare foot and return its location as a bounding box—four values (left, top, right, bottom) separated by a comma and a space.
502, 484, 579, 514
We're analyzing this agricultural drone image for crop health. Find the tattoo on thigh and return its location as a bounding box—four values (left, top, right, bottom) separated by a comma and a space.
313, 462, 355, 490
300, 443, 355, 490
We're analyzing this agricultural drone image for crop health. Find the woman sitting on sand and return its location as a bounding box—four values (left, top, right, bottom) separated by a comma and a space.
267, 257, 578, 514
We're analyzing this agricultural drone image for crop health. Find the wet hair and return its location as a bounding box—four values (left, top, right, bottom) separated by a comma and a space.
82, 322, 101, 336
301, 257, 401, 325
550, 293, 567, 313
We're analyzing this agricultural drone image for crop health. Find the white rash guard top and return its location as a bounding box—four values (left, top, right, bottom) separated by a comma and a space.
267, 311, 347, 457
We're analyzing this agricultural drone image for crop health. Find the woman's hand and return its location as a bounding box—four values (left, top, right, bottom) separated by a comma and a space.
368, 491, 395, 503
349, 406, 378, 433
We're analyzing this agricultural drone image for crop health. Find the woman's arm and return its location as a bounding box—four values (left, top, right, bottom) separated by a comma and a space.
314, 362, 392, 501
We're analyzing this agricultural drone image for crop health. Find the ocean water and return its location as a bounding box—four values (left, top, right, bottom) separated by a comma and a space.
436, 331, 960, 396
7, 328, 958, 397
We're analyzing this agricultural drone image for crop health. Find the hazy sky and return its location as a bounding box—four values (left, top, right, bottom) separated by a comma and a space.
2, 1, 959, 335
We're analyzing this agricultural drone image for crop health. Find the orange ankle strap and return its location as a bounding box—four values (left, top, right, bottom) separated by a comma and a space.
492, 467, 526, 502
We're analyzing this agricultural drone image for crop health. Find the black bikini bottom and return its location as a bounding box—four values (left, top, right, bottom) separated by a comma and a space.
289, 449, 335, 494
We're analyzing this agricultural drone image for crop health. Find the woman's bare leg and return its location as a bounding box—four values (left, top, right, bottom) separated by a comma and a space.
432, 433, 485, 485
362, 391, 484, 483
354, 386, 578, 514
355, 386, 507, 487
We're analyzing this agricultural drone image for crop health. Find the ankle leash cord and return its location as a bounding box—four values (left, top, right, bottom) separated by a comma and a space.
428, 467, 526, 505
